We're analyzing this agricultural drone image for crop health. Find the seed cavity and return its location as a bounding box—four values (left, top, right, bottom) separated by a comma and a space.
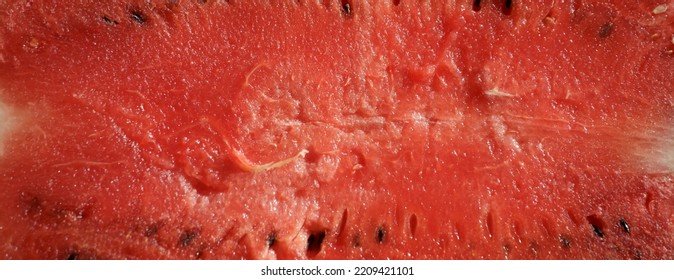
352, 150, 367, 171
566, 208, 581, 225
409, 214, 418, 237
653, 4, 668, 15
511, 220, 523, 243
306, 230, 326, 257
586, 215, 605, 238
540, 219, 554, 237
544, 13, 556, 25
472, 0, 482, 12
486, 211, 495, 238
502, 0, 513, 15
352, 234, 361, 248
304, 148, 321, 164
592, 224, 604, 237
645, 192, 654, 213
392, 0, 401, 6
337, 209, 348, 238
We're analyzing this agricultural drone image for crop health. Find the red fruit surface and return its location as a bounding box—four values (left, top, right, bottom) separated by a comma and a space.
1, 0, 674, 259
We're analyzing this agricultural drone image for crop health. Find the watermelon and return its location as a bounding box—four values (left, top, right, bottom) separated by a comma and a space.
1, 0, 673, 259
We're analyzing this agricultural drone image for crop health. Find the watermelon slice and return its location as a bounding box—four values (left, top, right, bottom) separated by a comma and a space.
1, 0, 673, 259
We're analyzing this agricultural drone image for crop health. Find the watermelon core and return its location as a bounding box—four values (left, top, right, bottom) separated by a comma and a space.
1, 0, 674, 259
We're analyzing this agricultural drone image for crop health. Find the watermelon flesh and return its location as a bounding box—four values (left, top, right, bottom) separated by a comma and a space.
1, 0, 674, 259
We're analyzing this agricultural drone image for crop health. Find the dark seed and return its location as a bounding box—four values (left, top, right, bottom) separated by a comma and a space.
352, 234, 361, 248
266, 232, 277, 248
376, 226, 386, 243
591, 224, 604, 238
145, 224, 159, 237
130, 10, 147, 24
560, 235, 572, 248
619, 219, 630, 234
101, 16, 119, 25
341, 2, 352, 15
178, 228, 200, 247
598, 23, 614, 38
307, 230, 326, 254
66, 251, 79, 260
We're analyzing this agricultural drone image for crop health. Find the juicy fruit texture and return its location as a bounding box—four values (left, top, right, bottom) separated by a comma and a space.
1, 0, 674, 259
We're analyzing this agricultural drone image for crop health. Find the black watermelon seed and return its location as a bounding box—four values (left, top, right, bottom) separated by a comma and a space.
619, 219, 630, 234
586, 215, 605, 238
341, 1, 352, 16
592, 224, 604, 238
307, 230, 326, 254
598, 23, 614, 38
66, 251, 79, 260
560, 235, 572, 248
266, 232, 277, 248
101, 16, 119, 25
130, 10, 147, 24
376, 226, 386, 243
178, 228, 200, 247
